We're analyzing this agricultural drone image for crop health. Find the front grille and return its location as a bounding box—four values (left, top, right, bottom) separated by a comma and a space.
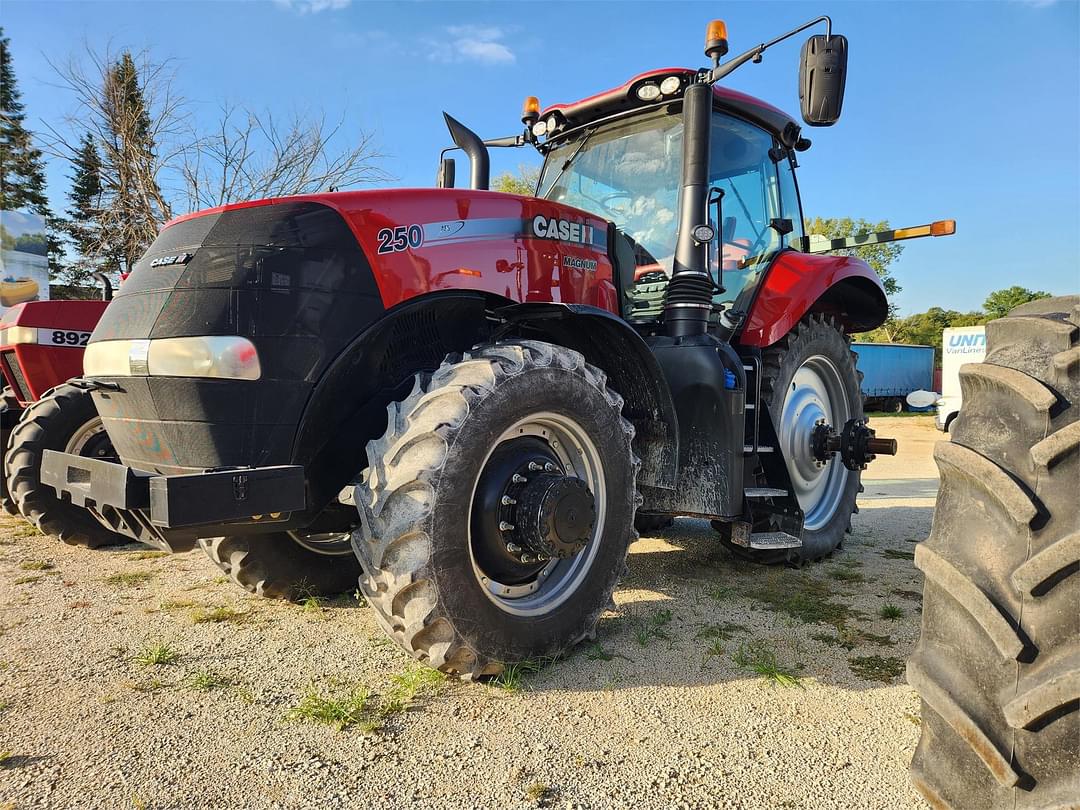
1, 350, 29, 401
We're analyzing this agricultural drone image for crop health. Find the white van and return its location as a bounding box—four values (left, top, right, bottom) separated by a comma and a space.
936, 325, 987, 431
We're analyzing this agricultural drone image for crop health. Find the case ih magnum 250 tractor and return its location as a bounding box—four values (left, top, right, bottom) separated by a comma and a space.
42, 16, 943, 657
0, 294, 125, 547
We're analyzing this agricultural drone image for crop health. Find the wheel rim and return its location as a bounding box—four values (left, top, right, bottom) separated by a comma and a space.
287, 531, 354, 556
64, 417, 114, 460
468, 411, 606, 616
778, 355, 852, 532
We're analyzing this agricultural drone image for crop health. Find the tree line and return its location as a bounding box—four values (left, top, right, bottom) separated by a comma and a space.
0, 29, 387, 295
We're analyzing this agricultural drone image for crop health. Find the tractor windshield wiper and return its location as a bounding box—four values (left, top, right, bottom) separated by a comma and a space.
539, 127, 598, 199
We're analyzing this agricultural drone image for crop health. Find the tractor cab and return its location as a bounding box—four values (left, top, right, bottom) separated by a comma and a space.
533, 71, 807, 322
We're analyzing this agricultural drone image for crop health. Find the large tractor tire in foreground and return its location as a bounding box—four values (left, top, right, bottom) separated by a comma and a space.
909, 296, 1079, 808
198, 532, 362, 601
352, 340, 639, 678
719, 314, 863, 564
5, 383, 127, 548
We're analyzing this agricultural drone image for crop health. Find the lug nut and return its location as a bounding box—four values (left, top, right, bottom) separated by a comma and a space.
520, 554, 533, 564
501, 496, 517, 506
506, 542, 522, 554
544, 462, 557, 472
499, 521, 515, 531
528, 462, 543, 471
512, 473, 527, 483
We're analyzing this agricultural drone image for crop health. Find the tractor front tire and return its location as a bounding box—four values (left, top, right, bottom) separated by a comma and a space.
352, 340, 638, 678
1, 387, 21, 516
199, 533, 362, 601
720, 314, 863, 564
908, 296, 1079, 808
5, 383, 127, 548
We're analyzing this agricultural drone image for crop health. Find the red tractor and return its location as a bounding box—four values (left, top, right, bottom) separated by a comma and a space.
0, 291, 124, 547
42, 18, 952, 651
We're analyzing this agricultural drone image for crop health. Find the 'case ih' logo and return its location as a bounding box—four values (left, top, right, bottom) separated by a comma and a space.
532, 215, 594, 245
150, 252, 193, 268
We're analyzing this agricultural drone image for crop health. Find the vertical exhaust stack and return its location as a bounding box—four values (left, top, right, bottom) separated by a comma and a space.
442, 113, 490, 191
663, 81, 715, 337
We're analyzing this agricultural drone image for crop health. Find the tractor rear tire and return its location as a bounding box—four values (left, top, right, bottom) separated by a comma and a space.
351, 340, 639, 678
5, 383, 127, 548
198, 533, 362, 601
720, 314, 863, 564
908, 296, 1079, 808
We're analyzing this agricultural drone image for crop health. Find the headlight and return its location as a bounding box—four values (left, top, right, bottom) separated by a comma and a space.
659, 76, 682, 95
545, 115, 558, 133
0, 326, 38, 345
84, 337, 261, 380
635, 82, 661, 101
531, 120, 548, 138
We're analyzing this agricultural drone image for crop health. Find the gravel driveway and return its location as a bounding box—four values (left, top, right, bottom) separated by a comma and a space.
0, 418, 937, 809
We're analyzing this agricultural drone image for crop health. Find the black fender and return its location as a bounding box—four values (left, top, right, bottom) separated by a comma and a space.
497, 302, 678, 490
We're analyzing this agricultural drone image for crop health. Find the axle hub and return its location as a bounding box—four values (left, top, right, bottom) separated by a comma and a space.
811, 418, 898, 471
513, 473, 595, 561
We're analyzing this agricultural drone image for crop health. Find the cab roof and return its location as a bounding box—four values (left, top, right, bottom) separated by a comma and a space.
540, 67, 798, 141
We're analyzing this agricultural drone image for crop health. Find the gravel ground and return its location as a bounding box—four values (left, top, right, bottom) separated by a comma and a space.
0, 418, 937, 809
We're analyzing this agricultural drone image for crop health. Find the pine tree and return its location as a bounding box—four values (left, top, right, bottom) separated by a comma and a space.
61, 132, 115, 289
0, 27, 63, 276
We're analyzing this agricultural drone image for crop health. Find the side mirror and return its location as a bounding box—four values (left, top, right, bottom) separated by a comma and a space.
799, 34, 847, 126
436, 156, 456, 189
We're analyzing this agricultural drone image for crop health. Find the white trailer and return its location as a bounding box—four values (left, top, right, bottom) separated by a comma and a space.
936, 325, 986, 431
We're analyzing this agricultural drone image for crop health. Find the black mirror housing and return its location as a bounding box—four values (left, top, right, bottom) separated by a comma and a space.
436, 157, 456, 189
799, 34, 847, 126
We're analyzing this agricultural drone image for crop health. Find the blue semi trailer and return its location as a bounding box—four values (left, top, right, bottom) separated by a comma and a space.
851, 342, 935, 412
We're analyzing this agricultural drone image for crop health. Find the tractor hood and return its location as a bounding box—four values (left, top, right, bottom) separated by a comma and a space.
87, 189, 619, 474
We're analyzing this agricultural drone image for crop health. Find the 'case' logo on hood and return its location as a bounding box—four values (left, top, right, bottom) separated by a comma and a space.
531, 215, 594, 245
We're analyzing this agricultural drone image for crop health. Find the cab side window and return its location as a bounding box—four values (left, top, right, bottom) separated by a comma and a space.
777, 152, 805, 245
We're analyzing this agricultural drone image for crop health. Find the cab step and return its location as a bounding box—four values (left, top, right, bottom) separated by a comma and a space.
748, 531, 802, 550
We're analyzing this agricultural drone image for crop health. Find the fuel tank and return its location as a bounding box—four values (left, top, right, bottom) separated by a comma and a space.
87, 189, 618, 475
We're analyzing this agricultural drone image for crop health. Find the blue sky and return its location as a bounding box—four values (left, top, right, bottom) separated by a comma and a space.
3, 0, 1077, 314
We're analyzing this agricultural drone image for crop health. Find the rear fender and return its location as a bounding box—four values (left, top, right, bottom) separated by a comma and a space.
740, 250, 888, 347
498, 302, 678, 490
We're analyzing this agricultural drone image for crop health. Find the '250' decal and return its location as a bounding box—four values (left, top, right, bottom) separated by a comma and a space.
377, 224, 424, 254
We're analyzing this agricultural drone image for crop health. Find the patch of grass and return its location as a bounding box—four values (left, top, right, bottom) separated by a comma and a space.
158, 599, 197, 612
134, 642, 178, 667
696, 622, 747, 642
12, 575, 42, 585
300, 596, 325, 615
707, 584, 736, 601
838, 557, 864, 568
828, 567, 866, 583
380, 667, 446, 716
287, 686, 372, 731
879, 603, 905, 620
525, 782, 554, 804
492, 659, 545, 692
744, 573, 851, 629
18, 560, 53, 571
190, 606, 246, 624
104, 571, 155, 588
732, 639, 803, 688
849, 655, 906, 683
813, 626, 896, 649
126, 550, 169, 560
881, 549, 915, 561
585, 643, 614, 661
188, 670, 232, 691
634, 608, 673, 646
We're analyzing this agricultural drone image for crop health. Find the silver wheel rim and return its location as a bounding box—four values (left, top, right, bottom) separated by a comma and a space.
468, 411, 606, 616
777, 355, 852, 532
287, 531, 353, 556
64, 417, 107, 455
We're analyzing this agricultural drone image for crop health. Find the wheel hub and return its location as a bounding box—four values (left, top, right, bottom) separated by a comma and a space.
512, 472, 595, 561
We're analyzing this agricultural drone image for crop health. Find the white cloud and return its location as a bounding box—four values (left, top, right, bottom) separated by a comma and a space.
428, 24, 516, 65
274, 0, 352, 14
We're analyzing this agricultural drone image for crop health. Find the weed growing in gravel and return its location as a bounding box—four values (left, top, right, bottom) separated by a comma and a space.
381, 668, 446, 717
525, 782, 554, 804
126, 550, 169, 561
492, 659, 545, 692
849, 655, 905, 683
585, 643, 614, 661
300, 596, 325, 615
696, 622, 747, 642
879, 604, 905, 620
12, 575, 41, 585
287, 686, 372, 731
190, 606, 246, 624
881, 549, 915, 561
732, 640, 803, 688
189, 670, 232, 691
134, 643, 178, 667
158, 599, 197, 612
18, 560, 53, 571
708, 585, 736, 601
104, 571, 154, 588
634, 608, 673, 646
